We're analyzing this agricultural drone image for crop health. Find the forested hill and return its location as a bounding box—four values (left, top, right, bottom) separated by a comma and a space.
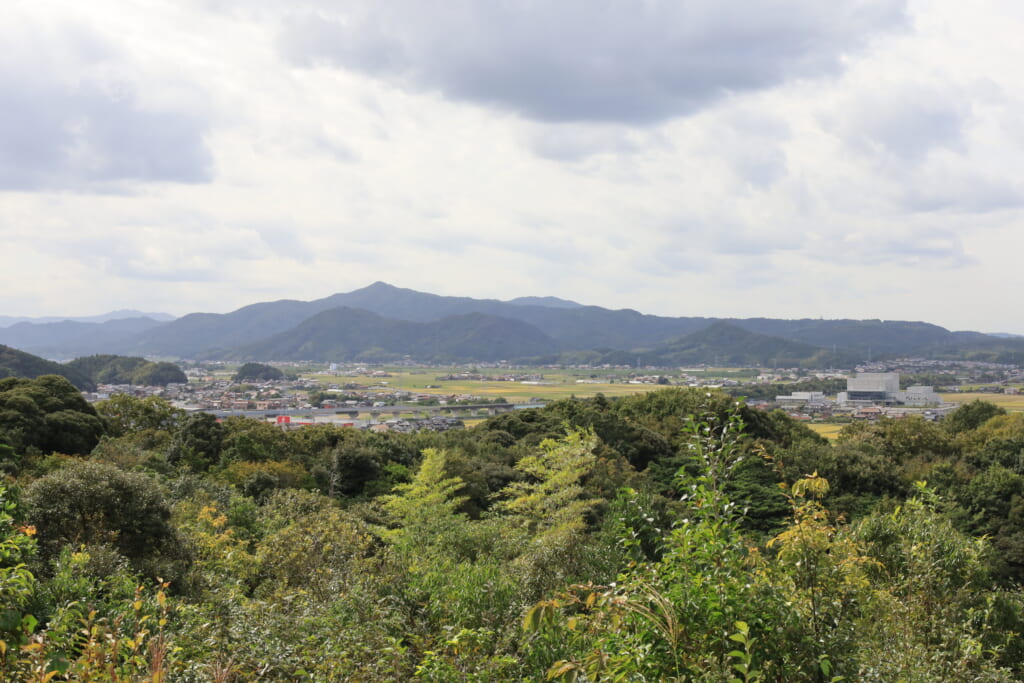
6, 281, 1024, 364
3, 387, 1024, 680
0, 344, 95, 390
0, 317, 164, 359
633, 321, 863, 367
213, 307, 563, 362
65, 354, 187, 386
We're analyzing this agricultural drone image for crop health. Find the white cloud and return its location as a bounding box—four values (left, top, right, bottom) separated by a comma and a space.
0, 11, 213, 190
1, 0, 1023, 335
276, 0, 908, 125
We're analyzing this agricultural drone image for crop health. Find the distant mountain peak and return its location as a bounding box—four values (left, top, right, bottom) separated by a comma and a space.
361, 281, 401, 291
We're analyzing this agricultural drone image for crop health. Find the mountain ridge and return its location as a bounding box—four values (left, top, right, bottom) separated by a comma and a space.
4, 282, 1024, 366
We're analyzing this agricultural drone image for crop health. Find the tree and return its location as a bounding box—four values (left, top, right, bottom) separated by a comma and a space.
495, 430, 603, 597
131, 361, 187, 386
25, 460, 174, 569
233, 362, 284, 382
944, 399, 1006, 435
0, 375, 104, 455
379, 447, 468, 546
66, 354, 186, 386
95, 394, 183, 438
0, 483, 38, 671
168, 412, 225, 471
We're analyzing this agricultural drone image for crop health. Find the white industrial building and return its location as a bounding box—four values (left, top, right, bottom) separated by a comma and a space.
775, 391, 829, 408
837, 373, 941, 407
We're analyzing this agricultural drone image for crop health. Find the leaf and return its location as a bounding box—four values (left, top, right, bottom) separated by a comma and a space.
547, 660, 580, 682
523, 603, 547, 631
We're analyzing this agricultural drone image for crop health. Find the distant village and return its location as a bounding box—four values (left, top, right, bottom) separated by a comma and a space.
78, 357, 1024, 433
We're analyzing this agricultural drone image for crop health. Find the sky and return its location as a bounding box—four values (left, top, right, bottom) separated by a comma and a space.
1, 0, 1022, 332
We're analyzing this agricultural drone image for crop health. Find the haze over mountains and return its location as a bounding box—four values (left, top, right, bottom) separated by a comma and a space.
0, 310, 176, 327
2, 282, 1023, 367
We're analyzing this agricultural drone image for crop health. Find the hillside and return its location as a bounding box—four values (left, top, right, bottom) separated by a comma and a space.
65, 355, 187, 386
728, 318, 989, 357
0, 345, 95, 390
5, 282, 1024, 365
219, 306, 562, 362
637, 321, 858, 367
312, 282, 706, 348
0, 309, 175, 327
0, 317, 165, 358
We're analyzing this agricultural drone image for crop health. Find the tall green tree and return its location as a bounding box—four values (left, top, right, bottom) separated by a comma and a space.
0, 375, 104, 455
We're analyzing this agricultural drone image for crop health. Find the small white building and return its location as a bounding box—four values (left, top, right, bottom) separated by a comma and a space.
776, 391, 828, 408
896, 385, 942, 406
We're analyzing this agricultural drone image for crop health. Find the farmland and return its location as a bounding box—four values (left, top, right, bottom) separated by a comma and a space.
940, 392, 1024, 411
301, 366, 691, 402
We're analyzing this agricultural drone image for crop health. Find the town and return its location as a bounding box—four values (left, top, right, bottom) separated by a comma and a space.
74, 356, 1024, 435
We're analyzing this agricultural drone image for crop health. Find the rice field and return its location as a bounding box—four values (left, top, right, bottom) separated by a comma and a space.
806, 423, 845, 440
306, 368, 671, 402
939, 392, 1024, 411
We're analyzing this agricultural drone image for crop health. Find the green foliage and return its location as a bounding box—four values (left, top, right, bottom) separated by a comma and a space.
3, 385, 1024, 680
133, 361, 188, 386
853, 487, 1019, 680
24, 460, 176, 573
95, 394, 183, 439
255, 503, 373, 602
67, 354, 187, 386
0, 374, 105, 456
168, 412, 224, 471
232, 362, 284, 382
228, 307, 561, 363
328, 443, 385, 498
630, 320, 853, 368
219, 415, 289, 463
945, 399, 1007, 434
494, 430, 605, 599
0, 344, 95, 390
0, 484, 39, 672
380, 448, 469, 544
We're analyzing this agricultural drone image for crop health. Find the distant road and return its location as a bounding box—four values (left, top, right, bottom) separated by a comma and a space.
200, 402, 545, 419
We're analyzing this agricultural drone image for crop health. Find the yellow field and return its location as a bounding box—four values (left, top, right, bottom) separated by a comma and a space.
806, 423, 845, 440
308, 371, 666, 402
940, 393, 1024, 411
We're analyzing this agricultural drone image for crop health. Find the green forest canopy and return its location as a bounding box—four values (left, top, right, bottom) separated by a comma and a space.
0, 344, 94, 390
2, 388, 1024, 681
65, 354, 186, 386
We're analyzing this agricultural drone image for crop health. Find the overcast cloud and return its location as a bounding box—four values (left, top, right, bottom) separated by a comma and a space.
1, 0, 1023, 333
278, 0, 907, 124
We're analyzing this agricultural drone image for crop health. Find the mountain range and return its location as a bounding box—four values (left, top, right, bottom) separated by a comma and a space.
2, 282, 1023, 367
0, 310, 176, 327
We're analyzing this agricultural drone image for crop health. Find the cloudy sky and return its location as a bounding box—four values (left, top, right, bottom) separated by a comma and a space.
2, 0, 1022, 332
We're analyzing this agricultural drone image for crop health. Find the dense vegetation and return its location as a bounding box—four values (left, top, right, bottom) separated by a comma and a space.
219, 308, 562, 363
66, 354, 187, 386
2, 384, 1024, 680
0, 345, 95, 391
233, 362, 285, 382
